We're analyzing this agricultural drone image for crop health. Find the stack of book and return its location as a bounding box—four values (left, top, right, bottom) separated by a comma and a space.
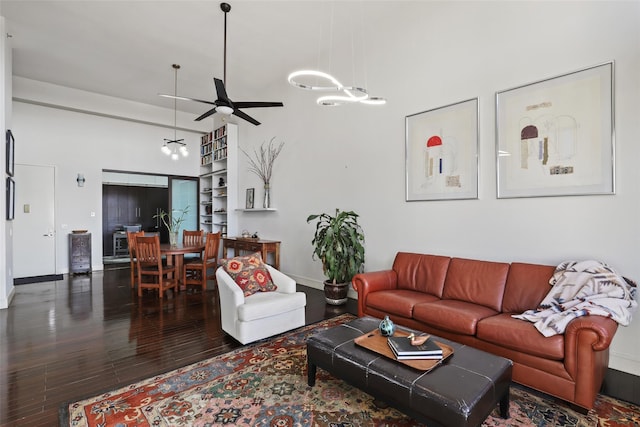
387, 335, 443, 360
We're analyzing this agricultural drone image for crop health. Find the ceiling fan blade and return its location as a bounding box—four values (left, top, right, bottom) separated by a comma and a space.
233, 101, 284, 109
232, 108, 261, 126
214, 78, 230, 102
158, 93, 217, 106
195, 108, 217, 121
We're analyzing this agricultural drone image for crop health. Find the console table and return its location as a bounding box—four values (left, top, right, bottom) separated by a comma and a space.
222, 237, 280, 269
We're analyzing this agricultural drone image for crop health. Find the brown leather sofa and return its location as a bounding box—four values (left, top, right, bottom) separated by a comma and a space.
352, 252, 619, 411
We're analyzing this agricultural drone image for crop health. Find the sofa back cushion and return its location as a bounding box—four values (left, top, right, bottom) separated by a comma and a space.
392, 252, 451, 298
502, 262, 555, 313
442, 258, 509, 311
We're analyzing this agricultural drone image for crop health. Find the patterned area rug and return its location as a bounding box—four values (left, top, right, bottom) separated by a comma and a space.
62, 314, 639, 426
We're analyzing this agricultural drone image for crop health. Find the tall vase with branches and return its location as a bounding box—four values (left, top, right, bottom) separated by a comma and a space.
241, 137, 285, 209
154, 206, 189, 246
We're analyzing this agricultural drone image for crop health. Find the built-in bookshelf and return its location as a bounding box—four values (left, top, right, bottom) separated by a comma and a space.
199, 123, 237, 238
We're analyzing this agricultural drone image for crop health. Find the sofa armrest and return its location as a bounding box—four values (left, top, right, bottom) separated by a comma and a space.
564, 315, 618, 408
216, 267, 245, 334
216, 267, 245, 307
266, 264, 297, 294
565, 315, 618, 352
352, 270, 398, 317
352, 270, 398, 293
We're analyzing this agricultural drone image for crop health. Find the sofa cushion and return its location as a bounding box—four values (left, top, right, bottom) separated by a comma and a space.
413, 300, 498, 335
392, 252, 451, 297
502, 262, 555, 313
477, 313, 564, 360
220, 252, 277, 296
367, 289, 440, 318
442, 258, 509, 311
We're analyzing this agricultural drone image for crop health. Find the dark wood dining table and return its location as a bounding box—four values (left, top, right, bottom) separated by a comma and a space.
160, 243, 205, 290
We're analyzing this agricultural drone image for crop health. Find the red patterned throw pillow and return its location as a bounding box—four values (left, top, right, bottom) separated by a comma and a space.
221, 252, 277, 296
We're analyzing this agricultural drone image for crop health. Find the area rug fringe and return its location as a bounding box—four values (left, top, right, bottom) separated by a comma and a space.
61, 313, 640, 426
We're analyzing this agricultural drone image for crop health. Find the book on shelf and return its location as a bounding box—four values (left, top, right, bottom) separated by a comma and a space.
387, 335, 443, 357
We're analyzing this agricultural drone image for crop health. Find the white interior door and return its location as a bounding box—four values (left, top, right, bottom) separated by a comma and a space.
13, 164, 56, 278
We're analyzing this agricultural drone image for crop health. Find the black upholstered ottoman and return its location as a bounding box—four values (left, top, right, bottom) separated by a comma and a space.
307, 316, 512, 427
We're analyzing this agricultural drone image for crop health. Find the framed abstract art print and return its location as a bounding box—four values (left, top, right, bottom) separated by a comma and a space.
496, 62, 614, 198
405, 98, 479, 201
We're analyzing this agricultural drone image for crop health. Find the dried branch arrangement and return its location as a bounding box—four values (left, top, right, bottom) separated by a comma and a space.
241, 137, 285, 184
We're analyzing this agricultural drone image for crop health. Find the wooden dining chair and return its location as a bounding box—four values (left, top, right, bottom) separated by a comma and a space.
183, 232, 221, 294
126, 231, 145, 288
183, 230, 205, 260
183, 230, 204, 245
135, 235, 178, 298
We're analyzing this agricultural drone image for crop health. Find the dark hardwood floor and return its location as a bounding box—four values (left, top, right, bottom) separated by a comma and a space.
0, 266, 357, 426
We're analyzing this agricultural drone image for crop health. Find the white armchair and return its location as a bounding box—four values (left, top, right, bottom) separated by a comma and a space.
216, 265, 307, 344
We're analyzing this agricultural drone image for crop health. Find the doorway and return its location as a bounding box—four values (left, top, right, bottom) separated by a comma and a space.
101, 171, 198, 263
13, 164, 58, 281
170, 178, 198, 236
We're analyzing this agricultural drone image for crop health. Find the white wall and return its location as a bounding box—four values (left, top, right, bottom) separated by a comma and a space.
11, 77, 205, 274
6, 1, 640, 375
1, 17, 14, 310
236, 1, 640, 375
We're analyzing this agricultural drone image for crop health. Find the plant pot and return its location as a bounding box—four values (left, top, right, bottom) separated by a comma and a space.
324, 280, 349, 305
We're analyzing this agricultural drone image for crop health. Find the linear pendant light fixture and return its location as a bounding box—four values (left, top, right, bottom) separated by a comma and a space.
287, 3, 385, 107
162, 64, 188, 160
288, 70, 385, 106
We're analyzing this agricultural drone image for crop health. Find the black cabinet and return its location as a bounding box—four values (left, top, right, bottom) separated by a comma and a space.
102, 185, 169, 255
70, 232, 91, 274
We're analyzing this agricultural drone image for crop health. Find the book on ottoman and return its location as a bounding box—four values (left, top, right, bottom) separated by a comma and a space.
388, 335, 443, 360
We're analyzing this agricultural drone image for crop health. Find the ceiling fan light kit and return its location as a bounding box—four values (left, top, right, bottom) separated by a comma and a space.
215, 105, 234, 116
157, 2, 283, 126
162, 63, 188, 160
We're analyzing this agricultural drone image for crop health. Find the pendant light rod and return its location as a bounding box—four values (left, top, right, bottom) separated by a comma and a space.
173, 64, 179, 140
162, 63, 188, 159
221, 2, 231, 86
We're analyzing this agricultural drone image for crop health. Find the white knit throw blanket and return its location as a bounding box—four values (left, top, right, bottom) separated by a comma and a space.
513, 260, 638, 337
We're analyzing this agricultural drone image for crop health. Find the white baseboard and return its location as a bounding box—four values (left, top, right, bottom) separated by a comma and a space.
0, 285, 15, 309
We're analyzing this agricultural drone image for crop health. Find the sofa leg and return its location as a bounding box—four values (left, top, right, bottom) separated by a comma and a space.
568, 403, 589, 415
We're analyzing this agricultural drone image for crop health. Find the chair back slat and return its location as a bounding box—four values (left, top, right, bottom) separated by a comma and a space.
127, 231, 145, 256
135, 234, 177, 298
127, 230, 145, 288
204, 232, 221, 261
182, 231, 221, 294
183, 230, 204, 246
136, 235, 162, 267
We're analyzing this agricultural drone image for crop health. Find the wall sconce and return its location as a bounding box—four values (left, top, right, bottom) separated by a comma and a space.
77, 173, 86, 187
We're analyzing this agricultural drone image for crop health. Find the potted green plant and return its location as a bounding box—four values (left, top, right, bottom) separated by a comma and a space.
154, 206, 189, 246
306, 209, 365, 305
